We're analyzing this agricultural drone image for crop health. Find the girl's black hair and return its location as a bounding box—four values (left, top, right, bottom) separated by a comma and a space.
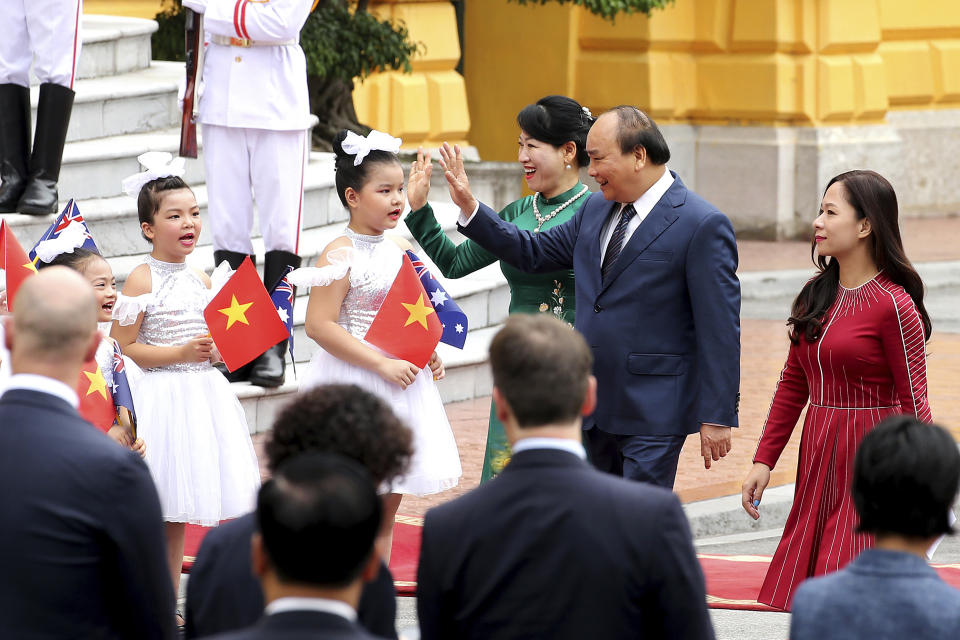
787, 170, 932, 344
37, 247, 105, 273
332, 130, 401, 208
516, 95, 594, 167
137, 176, 192, 243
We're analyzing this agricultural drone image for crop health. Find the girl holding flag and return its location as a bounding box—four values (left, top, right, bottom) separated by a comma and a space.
292, 129, 461, 560
111, 154, 261, 604
37, 247, 145, 458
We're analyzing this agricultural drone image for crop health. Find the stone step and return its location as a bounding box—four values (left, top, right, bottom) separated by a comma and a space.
77, 15, 156, 81
35, 62, 181, 145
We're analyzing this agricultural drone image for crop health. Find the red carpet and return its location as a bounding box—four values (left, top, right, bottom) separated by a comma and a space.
186, 518, 960, 610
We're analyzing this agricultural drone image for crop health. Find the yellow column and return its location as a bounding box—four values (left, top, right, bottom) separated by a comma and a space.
353, 0, 470, 149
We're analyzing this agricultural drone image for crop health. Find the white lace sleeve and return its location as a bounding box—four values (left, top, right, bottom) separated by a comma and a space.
287, 246, 354, 289
209, 260, 235, 295
113, 292, 153, 326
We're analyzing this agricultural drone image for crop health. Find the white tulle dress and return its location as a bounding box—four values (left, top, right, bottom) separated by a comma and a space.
114, 256, 261, 526
290, 228, 461, 496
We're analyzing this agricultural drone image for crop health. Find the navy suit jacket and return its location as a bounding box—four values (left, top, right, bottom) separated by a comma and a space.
0, 388, 175, 639
202, 610, 387, 640
459, 172, 740, 436
416, 448, 715, 639
791, 549, 960, 639
185, 512, 398, 639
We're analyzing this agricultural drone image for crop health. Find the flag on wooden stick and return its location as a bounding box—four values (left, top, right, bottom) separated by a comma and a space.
203, 257, 289, 372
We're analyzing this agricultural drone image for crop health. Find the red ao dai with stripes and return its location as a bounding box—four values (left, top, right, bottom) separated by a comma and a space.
753, 271, 931, 611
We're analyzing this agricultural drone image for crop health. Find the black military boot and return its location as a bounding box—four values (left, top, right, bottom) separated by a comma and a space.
18, 83, 74, 215
0, 84, 31, 213
248, 249, 302, 388
212, 250, 257, 382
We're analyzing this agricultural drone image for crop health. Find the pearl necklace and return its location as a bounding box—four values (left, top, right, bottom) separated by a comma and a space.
533, 184, 589, 232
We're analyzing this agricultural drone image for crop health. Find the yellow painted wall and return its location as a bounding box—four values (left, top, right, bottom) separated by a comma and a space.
85, 0, 162, 19
466, 0, 960, 161
352, 0, 470, 148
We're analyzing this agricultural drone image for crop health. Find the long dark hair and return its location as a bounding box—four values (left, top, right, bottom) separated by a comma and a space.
788, 170, 931, 344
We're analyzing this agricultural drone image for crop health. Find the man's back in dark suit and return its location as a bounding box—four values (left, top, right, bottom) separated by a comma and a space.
0, 388, 175, 638
185, 512, 398, 638
202, 610, 386, 639
416, 448, 715, 640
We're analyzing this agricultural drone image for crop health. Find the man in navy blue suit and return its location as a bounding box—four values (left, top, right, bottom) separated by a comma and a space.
417, 315, 714, 639
0, 268, 174, 638
204, 453, 388, 640
438, 105, 740, 487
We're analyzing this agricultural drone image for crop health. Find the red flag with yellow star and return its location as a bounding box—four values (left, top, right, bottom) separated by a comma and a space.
77, 358, 115, 432
364, 254, 442, 368
1, 219, 38, 311
203, 256, 289, 372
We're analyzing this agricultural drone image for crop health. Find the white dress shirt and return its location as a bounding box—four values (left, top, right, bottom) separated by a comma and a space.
598, 167, 675, 262
265, 596, 358, 622
2, 373, 79, 408
512, 437, 587, 460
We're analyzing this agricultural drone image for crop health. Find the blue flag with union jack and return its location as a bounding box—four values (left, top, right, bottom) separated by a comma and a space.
270, 266, 296, 367
405, 250, 468, 349
111, 340, 137, 425
28, 199, 101, 264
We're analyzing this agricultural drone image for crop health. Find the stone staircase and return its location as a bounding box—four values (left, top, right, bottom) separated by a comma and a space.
5, 15, 516, 433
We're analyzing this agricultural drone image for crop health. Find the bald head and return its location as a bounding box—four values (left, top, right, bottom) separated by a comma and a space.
8, 267, 99, 368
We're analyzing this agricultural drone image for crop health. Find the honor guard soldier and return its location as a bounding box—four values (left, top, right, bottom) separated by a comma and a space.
0, 0, 82, 215
183, 0, 313, 387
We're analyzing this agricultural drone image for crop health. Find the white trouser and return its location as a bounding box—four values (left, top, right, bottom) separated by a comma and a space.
202, 124, 308, 255
0, 0, 83, 88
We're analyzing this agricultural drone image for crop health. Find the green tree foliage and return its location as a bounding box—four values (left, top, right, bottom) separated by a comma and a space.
508, 0, 674, 21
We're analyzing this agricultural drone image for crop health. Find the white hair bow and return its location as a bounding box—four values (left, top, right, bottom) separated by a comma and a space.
34, 221, 92, 264
341, 130, 402, 166
121, 151, 186, 198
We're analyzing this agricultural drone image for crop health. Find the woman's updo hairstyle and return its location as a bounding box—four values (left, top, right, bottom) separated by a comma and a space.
516, 95, 594, 167
332, 129, 401, 208
137, 175, 191, 242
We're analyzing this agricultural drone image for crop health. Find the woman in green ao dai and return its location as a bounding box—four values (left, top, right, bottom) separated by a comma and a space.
405, 95, 594, 482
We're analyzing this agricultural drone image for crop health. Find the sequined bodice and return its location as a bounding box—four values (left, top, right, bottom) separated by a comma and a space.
139, 256, 212, 373
338, 229, 402, 339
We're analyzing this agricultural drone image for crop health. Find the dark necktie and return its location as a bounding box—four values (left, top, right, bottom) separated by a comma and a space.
601, 203, 637, 282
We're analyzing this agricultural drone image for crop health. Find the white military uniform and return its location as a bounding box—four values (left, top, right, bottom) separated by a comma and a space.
0, 0, 83, 89
183, 0, 313, 255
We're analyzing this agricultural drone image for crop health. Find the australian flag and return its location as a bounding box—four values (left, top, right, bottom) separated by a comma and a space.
111, 341, 137, 425
28, 199, 101, 264
406, 250, 468, 349
271, 266, 296, 367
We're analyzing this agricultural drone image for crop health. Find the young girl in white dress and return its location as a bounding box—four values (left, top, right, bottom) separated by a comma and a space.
111, 158, 261, 598
291, 130, 461, 558
38, 247, 145, 457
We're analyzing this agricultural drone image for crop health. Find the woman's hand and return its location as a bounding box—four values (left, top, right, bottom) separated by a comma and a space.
180, 334, 214, 363
377, 357, 420, 390
741, 462, 772, 520
407, 147, 433, 211
131, 438, 146, 459
428, 350, 445, 381
438, 142, 478, 216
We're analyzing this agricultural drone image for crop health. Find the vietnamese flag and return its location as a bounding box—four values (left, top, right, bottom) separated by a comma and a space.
77, 358, 115, 433
1, 219, 38, 310
364, 254, 442, 369
204, 256, 289, 372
